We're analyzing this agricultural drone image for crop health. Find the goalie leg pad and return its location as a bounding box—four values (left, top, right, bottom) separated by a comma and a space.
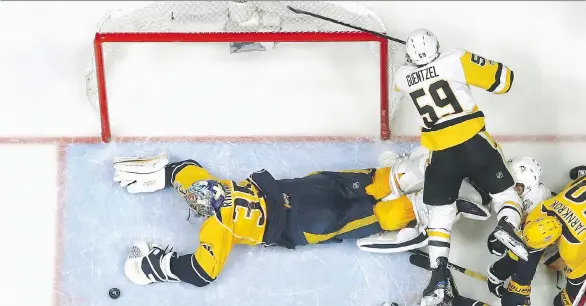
373, 195, 416, 230
357, 226, 428, 253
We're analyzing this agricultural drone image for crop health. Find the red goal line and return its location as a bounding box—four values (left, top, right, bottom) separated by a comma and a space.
0, 134, 585, 145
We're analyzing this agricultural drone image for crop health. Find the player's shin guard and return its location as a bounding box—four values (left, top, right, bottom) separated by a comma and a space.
492, 187, 522, 229
421, 203, 457, 306
426, 203, 457, 268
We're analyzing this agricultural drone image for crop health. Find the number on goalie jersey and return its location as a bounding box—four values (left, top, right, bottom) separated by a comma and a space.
171, 162, 276, 285
394, 49, 514, 151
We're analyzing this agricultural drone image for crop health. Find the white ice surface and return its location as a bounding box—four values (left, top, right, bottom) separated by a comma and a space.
0, 1, 585, 306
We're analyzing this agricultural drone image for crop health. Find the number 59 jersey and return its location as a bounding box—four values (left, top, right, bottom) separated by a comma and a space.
394, 49, 514, 151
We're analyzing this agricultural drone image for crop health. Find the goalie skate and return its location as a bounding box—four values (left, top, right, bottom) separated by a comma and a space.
357, 225, 428, 253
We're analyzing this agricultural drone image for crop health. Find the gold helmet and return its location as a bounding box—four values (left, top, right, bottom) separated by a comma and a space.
522, 216, 563, 250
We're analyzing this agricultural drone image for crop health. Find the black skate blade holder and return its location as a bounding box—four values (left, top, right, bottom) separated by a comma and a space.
493, 221, 531, 261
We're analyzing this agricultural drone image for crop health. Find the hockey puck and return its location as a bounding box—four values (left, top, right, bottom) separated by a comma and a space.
109, 288, 120, 299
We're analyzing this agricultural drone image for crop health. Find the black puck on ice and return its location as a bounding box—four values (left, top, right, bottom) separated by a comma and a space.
109, 287, 121, 299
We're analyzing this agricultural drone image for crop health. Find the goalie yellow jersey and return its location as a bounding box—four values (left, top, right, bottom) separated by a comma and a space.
169, 161, 284, 284
394, 49, 514, 151
525, 175, 586, 280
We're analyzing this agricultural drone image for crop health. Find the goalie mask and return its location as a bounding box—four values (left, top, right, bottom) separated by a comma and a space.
184, 180, 227, 218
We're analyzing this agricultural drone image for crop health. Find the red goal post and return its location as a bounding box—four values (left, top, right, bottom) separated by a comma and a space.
85, 1, 402, 142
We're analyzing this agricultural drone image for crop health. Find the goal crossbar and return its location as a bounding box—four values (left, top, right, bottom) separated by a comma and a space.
93, 31, 390, 142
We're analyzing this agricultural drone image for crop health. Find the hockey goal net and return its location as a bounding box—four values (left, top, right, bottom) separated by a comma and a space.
85, 1, 403, 143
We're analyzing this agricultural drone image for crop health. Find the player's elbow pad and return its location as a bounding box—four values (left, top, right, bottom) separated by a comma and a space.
170, 254, 216, 287
491, 64, 514, 95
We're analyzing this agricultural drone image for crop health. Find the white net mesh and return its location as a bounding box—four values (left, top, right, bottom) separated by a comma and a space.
85, 1, 404, 141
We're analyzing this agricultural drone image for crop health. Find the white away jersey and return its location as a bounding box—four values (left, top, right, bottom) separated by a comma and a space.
394, 49, 514, 150
521, 183, 552, 218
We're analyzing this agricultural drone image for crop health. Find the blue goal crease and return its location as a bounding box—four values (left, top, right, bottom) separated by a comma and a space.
59, 141, 427, 306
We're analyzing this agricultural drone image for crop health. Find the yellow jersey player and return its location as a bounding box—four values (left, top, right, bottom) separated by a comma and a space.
394, 28, 521, 305
112, 152, 457, 288
487, 166, 586, 306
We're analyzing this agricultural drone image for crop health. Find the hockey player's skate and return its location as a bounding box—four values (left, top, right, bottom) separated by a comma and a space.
124, 241, 180, 285
420, 257, 454, 306
492, 218, 530, 261
455, 199, 491, 221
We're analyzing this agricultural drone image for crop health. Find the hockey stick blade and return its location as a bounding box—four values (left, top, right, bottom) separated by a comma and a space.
286, 6, 406, 44
409, 251, 488, 282
409, 253, 431, 270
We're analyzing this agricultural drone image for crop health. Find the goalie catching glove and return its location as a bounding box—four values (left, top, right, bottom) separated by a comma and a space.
113, 153, 169, 193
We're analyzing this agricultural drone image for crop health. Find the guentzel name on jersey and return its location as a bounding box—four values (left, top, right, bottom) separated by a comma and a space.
395, 49, 514, 150
406, 66, 439, 87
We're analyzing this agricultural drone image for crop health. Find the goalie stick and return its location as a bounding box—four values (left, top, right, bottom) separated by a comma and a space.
286, 6, 406, 44
409, 253, 489, 306
409, 250, 488, 282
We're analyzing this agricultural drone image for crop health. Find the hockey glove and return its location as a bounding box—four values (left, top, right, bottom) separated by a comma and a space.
487, 264, 507, 298
487, 232, 507, 256
502, 280, 531, 306
124, 241, 180, 285
570, 165, 586, 180
113, 153, 169, 193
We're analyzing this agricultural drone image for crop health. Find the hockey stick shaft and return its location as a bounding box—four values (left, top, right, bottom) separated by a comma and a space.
286, 6, 406, 45
573, 280, 586, 306
410, 250, 488, 282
